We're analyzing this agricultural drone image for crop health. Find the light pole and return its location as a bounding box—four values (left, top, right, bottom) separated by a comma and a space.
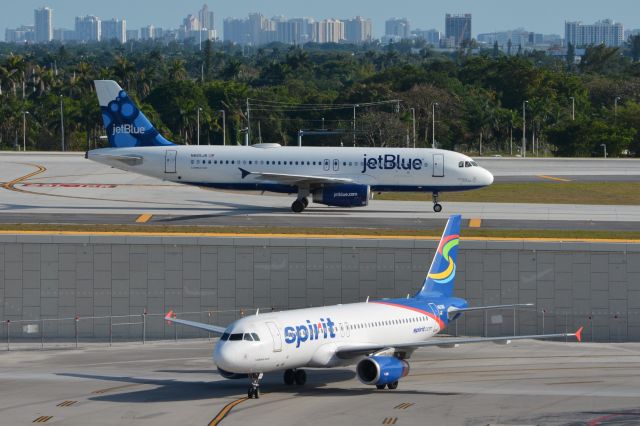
353, 104, 359, 147
601, 143, 607, 158
60, 95, 65, 151
522, 100, 528, 158
218, 109, 226, 146
197, 107, 202, 145
22, 111, 29, 151
410, 107, 416, 148
431, 102, 438, 149
570, 96, 575, 121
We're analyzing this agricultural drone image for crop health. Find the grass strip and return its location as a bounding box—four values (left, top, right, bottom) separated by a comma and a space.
376, 182, 640, 205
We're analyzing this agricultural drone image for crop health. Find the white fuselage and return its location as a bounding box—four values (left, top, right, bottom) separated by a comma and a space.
88, 145, 493, 194
213, 300, 445, 374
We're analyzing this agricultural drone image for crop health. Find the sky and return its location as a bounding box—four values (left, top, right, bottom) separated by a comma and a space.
3, 0, 640, 38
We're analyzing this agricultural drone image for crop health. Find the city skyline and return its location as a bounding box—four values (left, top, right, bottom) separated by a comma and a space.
2, 0, 640, 40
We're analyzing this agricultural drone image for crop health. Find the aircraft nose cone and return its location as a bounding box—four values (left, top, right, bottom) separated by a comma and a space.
213, 342, 234, 371
482, 168, 494, 186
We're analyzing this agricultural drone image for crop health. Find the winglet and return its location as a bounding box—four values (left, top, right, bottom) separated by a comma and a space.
575, 326, 583, 343
238, 168, 251, 179
164, 310, 174, 320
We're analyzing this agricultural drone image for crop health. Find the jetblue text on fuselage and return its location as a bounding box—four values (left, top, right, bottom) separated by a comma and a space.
284, 318, 336, 348
112, 124, 145, 135
361, 154, 423, 173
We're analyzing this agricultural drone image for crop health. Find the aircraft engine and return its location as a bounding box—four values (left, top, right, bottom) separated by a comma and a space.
356, 356, 410, 386
312, 184, 370, 207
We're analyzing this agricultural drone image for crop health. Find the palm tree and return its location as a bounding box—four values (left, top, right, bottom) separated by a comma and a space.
112, 56, 136, 91
168, 59, 188, 81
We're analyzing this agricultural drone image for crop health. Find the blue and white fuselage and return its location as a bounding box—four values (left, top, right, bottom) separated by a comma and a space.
88, 80, 493, 213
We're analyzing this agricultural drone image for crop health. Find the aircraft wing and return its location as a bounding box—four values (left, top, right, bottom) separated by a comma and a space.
164, 311, 226, 334
334, 327, 583, 359
238, 168, 353, 186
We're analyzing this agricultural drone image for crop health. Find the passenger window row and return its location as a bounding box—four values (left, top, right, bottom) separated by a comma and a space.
190, 159, 366, 167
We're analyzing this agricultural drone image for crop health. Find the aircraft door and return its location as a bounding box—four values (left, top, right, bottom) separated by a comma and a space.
165, 150, 177, 173
265, 321, 283, 352
333, 159, 340, 171
432, 154, 444, 177
323, 159, 330, 171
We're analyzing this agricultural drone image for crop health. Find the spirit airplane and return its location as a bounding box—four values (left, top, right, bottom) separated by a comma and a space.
165, 215, 582, 398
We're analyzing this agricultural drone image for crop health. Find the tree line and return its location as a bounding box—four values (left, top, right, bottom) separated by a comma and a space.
1, 37, 639, 157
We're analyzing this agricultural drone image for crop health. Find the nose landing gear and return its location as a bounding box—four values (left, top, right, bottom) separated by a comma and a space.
432, 192, 443, 213
247, 373, 263, 399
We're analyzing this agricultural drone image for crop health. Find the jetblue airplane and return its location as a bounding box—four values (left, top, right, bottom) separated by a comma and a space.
165, 215, 583, 398
88, 80, 494, 212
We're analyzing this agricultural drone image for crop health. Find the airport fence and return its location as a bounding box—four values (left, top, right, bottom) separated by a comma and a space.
2, 306, 638, 351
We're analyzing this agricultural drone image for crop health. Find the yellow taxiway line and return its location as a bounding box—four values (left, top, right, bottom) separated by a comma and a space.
208, 397, 249, 426
0, 230, 637, 244
135, 214, 153, 223
537, 175, 573, 182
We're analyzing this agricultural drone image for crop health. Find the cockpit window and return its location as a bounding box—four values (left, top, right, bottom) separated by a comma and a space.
228, 333, 243, 341
458, 161, 464, 168
471, 161, 478, 166
251, 333, 260, 341
243, 333, 254, 341
220, 333, 230, 341
464, 161, 471, 168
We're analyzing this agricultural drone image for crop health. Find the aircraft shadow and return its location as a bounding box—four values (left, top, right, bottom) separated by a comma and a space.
58, 370, 460, 402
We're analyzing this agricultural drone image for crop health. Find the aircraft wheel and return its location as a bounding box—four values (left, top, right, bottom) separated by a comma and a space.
294, 369, 307, 385
291, 200, 305, 213
433, 203, 443, 213
284, 369, 295, 385
301, 197, 309, 208
376, 384, 385, 390
387, 381, 398, 390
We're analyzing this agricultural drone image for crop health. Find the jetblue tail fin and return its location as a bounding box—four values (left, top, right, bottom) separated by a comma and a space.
94, 80, 174, 148
416, 215, 461, 298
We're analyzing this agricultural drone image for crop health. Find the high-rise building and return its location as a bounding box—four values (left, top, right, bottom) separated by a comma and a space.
445, 13, 472, 47
223, 18, 249, 44
199, 4, 215, 30
385, 18, 410, 39
275, 19, 301, 44
183, 14, 200, 32
34, 7, 53, 43
5, 26, 35, 43
75, 15, 101, 42
565, 19, 624, 47
313, 19, 344, 43
140, 25, 156, 40
343, 16, 373, 44
53, 28, 75, 42
412, 29, 441, 46
102, 18, 126, 43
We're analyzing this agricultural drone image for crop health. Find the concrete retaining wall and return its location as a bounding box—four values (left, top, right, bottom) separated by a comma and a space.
1, 234, 639, 342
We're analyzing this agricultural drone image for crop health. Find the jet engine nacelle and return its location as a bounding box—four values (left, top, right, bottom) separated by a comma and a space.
312, 184, 370, 207
217, 368, 248, 380
356, 356, 410, 386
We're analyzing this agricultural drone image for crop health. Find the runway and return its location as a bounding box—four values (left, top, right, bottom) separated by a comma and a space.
1, 339, 639, 426
1, 153, 640, 230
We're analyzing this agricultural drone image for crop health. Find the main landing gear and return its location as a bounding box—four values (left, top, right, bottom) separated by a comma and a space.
247, 373, 263, 399
432, 192, 443, 213
291, 188, 310, 213
283, 369, 307, 385
375, 381, 399, 390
